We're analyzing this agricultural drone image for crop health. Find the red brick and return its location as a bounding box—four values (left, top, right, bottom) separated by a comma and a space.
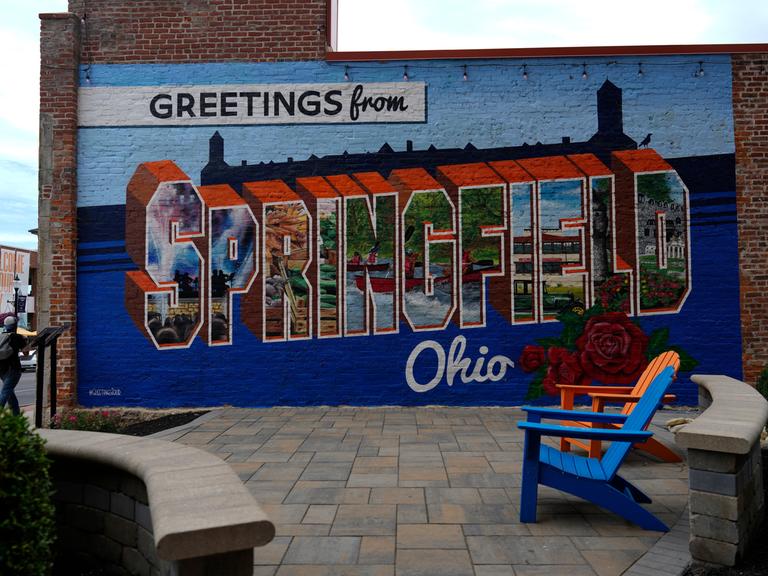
733, 54, 768, 385
67, 0, 328, 63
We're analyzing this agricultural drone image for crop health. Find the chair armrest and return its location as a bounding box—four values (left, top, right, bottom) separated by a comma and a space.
588, 393, 677, 404
556, 384, 634, 394
517, 421, 653, 442
588, 393, 643, 402
521, 406, 628, 424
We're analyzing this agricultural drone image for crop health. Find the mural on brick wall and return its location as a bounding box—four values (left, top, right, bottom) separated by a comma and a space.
75, 57, 740, 407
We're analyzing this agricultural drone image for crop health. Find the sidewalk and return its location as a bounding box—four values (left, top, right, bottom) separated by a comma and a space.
156, 406, 693, 576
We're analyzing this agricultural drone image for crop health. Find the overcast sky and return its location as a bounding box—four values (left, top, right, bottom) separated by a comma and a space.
1, 0, 766, 250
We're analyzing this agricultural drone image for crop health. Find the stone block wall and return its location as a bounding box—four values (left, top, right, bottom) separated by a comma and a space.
51, 458, 161, 576
677, 374, 768, 567
687, 443, 765, 565
42, 429, 272, 576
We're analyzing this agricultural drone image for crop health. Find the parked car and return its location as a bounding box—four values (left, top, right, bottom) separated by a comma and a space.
514, 280, 585, 316
20, 350, 36, 372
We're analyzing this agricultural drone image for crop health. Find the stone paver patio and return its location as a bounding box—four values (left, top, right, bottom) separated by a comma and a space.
155, 406, 692, 576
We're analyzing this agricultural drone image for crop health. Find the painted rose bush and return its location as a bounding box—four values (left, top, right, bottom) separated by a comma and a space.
520, 306, 697, 400
595, 275, 631, 313
640, 270, 685, 309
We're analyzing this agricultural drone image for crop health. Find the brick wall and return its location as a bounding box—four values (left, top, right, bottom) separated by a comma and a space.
68, 0, 328, 64
39, 14, 80, 406
39, 1, 768, 407
733, 54, 768, 385
41, 1, 329, 408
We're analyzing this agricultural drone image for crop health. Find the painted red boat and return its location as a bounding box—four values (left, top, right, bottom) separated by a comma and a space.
346, 262, 390, 272
354, 265, 500, 293
354, 275, 435, 293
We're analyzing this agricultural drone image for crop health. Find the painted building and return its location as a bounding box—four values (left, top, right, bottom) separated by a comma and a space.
39, 1, 768, 407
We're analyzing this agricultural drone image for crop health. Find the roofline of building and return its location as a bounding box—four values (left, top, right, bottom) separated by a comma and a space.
327, 43, 768, 62
0, 244, 37, 253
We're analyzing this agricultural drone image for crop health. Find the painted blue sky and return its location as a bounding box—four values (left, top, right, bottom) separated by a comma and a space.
539, 181, 583, 229
1, 1, 767, 247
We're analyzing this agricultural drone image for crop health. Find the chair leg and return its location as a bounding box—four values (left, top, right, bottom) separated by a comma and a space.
634, 437, 683, 463
560, 437, 571, 452
591, 485, 668, 531
520, 468, 539, 523
588, 439, 602, 459
542, 469, 668, 532
520, 432, 541, 523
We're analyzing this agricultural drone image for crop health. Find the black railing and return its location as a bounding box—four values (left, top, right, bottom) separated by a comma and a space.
28, 325, 68, 428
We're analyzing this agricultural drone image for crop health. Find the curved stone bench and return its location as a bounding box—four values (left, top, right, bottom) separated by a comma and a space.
674, 374, 768, 568
676, 374, 768, 455
40, 429, 275, 576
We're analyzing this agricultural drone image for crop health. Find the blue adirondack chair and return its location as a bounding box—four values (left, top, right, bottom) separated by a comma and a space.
517, 366, 676, 532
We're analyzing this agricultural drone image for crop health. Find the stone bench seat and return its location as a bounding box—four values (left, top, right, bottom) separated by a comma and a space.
40, 429, 275, 575
674, 374, 768, 568
676, 374, 768, 455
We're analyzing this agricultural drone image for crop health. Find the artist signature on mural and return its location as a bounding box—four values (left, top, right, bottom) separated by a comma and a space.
88, 388, 122, 397
405, 335, 515, 393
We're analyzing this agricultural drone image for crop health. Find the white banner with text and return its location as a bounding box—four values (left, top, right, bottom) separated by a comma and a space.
79, 82, 427, 127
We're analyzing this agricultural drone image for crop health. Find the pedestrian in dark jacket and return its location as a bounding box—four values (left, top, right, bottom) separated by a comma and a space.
0, 316, 28, 415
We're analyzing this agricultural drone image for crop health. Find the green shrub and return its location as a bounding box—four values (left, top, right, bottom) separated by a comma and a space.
757, 366, 768, 401
0, 409, 56, 576
51, 409, 120, 433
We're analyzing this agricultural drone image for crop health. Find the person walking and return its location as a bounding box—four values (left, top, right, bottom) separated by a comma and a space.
0, 316, 28, 415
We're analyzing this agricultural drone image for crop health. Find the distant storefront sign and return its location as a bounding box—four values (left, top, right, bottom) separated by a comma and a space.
0, 248, 31, 313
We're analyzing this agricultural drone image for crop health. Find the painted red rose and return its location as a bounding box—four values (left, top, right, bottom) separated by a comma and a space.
519, 345, 546, 373
576, 312, 648, 384
542, 347, 587, 396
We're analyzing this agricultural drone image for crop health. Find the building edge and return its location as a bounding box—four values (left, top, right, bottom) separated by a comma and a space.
39, 13, 80, 407
733, 54, 768, 385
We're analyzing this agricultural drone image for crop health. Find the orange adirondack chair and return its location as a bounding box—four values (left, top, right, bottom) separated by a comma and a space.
557, 351, 681, 462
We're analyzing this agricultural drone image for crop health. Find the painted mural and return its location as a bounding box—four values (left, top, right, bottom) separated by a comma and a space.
75, 56, 740, 407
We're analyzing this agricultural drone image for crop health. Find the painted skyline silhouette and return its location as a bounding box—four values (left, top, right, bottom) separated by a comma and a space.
202, 80, 639, 191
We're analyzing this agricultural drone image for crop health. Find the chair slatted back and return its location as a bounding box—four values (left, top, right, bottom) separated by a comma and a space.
621, 351, 680, 416
601, 366, 676, 479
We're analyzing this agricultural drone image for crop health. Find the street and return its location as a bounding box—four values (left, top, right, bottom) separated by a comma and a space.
17, 370, 35, 407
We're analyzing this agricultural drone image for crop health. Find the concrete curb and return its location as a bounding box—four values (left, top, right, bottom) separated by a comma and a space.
148, 408, 223, 439
624, 506, 691, 576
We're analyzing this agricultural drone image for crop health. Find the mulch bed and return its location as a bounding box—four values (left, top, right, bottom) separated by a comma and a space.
118, 410, 209, 436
